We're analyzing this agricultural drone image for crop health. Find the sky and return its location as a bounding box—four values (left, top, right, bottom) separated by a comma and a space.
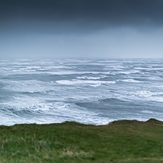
0, 0, 163, 59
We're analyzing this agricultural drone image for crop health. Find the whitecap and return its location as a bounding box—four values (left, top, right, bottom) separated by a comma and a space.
133, 91, 163, 102
119, 70, 140, 74
77, 75, 107, 80
120, 79, 141, 83
134, 91, 153, 98
141, 110, 154, 114
56, 79, 115, 86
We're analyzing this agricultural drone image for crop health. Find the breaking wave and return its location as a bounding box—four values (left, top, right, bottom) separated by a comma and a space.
0, 58, 162, 125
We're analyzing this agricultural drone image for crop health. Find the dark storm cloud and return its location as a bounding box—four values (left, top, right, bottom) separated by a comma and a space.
1, 0, 163, 58
1, 0, 163, 31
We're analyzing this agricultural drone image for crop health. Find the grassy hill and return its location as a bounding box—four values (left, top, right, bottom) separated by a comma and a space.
0, 119, 163, 162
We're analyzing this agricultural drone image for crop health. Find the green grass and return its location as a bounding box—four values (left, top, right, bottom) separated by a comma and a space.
0, 119, 163, 162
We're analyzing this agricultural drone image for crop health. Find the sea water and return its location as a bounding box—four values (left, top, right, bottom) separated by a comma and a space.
0, 58, 163, 125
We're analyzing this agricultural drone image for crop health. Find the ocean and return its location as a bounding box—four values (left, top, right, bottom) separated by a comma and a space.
0, 58, 163, 125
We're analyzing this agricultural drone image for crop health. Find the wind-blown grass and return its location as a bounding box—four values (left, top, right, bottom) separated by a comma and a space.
0, 119, 163, 162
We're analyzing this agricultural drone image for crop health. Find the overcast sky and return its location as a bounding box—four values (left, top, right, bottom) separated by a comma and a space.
1, 0, 163, 58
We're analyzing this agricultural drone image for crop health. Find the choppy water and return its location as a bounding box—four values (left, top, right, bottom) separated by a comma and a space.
0, 58, 163, 125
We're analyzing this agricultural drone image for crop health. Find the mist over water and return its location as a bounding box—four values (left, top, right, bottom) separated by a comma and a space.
0, 58, 163, 125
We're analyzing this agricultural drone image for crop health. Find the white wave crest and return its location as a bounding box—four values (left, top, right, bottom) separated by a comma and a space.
56, 79, 115, 87
77, 75, 107, 80
121, 79, 141, 83
133, 91, 163, 102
